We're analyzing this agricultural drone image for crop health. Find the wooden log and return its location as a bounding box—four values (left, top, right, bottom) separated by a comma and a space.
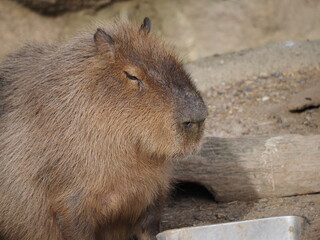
175, 135, 320, 202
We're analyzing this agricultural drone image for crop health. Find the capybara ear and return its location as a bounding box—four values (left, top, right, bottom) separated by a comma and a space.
94, 28, 115, 57
140, 17, 151, 34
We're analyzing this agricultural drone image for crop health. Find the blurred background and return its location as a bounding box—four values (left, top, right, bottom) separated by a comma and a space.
1, 0, 320, 62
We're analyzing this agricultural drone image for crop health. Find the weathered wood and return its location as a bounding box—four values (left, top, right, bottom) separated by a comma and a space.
175, 135, 320, 202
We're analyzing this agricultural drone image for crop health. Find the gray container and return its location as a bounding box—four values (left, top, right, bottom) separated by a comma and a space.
157, 216, 305, 240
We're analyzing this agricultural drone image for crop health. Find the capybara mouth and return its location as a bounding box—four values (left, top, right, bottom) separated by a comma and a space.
174, 119, 206, 157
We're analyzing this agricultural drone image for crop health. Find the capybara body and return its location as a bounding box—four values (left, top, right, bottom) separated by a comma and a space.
0, 18, 207, 240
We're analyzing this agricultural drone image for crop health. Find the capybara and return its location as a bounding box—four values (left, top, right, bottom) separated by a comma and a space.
0, 18, 207, 240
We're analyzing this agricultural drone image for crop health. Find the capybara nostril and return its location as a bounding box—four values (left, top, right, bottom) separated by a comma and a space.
182, 121, 193, 130
177, 91, 208, 134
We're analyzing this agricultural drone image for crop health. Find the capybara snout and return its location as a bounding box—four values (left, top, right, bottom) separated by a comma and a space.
176, 87, 207, 134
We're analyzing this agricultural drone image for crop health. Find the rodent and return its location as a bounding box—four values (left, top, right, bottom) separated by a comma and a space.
0, 17, 207, 240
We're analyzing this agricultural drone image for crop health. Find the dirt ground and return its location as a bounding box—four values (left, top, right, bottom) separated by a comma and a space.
204, 67, 320, 137
161, 66, 320, 240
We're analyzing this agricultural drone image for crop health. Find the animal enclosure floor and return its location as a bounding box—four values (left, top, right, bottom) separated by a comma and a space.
161, 67, 320, 240
162, 192, 320, 240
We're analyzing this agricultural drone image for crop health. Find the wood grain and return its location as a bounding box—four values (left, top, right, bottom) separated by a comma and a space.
175, 135, 320, 202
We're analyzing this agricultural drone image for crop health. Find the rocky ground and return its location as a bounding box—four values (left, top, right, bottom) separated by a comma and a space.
203, 67, 320, 137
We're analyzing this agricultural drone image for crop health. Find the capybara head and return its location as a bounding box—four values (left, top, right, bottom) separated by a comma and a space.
87, 18, 207, 159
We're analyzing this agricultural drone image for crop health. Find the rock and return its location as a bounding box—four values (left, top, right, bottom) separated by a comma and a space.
288, 82, 320, 112
262, 96, 270, 101
185, 40, 320, 92
14, 0, 114, 14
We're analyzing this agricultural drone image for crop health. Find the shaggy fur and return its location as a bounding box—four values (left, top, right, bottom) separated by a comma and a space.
0, 18, 207, 240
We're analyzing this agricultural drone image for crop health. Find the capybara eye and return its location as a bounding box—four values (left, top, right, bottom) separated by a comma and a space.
124, 71, 140, 81
124, 71, 142, 91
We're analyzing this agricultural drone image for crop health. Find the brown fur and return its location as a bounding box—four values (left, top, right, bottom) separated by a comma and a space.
0, 18, 207, 240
